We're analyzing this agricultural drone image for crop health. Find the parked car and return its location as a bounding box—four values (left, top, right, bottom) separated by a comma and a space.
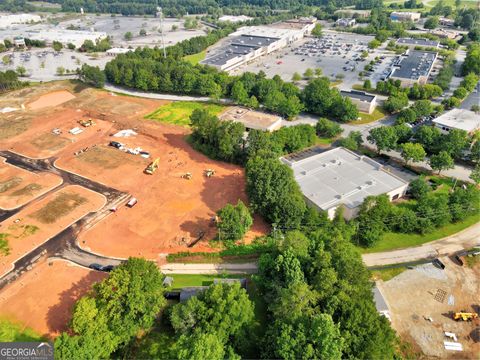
89, 263, 103, 271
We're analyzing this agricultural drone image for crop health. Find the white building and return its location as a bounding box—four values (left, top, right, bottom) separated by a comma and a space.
336, 18, 356, 27
106, 47, 131, 56
23, 29, 107, 48
0, 14, 41, 29
218, 15, 253, 23
390, 12, 421, 22
281, 147, 408, 220
433, 109, 480, 134
201, 19, 316, 72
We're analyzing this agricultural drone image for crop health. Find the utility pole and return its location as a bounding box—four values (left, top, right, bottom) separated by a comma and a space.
157, 6, 166, 58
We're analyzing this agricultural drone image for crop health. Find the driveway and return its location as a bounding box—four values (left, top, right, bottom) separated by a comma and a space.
362, 221, 480, 267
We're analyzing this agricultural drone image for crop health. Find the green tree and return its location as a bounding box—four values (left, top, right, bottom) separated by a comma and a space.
15, 66, 26, 76
400, 142, 426, 164
173, 331, 225, 360
314, 68, 323, 77
470, 164, 480, 184
67, 43, 75, 50
139, 29, 147, 36
303, 68, 314, 79
424, 16, 439, 29
264, 314, 344, 360
216, 200, 253, 242
412, 100, 433, 117
367, 126, 399, 153
409, 178, 431, 199
339, 131, 363, 151
52, 41, 63, 52
124, 31, 133, 41
429, 151, 454, 174
231, 81, 249, 105
311, 23, 323, 37
292, 72, 302, 82
56, 66, 65, 76
363, 79, 372, 90
79, 64, 106, 88
462, 43, 480, 75
246, 156, 306, 227
316, 118, 343, 138
368, 39, 381, 49
384, 92, 409, 113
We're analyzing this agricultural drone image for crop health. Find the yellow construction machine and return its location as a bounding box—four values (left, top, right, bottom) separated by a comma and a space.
144, 158, 160, 175
78, 119, 95, 127
453, 311, 478, 321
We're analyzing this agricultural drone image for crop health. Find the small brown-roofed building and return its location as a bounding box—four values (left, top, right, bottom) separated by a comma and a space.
340, 90, 377, 114
219, 107, 283, 132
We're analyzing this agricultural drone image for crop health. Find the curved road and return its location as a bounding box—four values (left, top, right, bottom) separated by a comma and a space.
0, 151, 127, 289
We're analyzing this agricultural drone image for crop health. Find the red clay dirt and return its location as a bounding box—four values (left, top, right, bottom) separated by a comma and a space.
27, 90, 76, 110
0, 158, 62, 210
0, 185, 105, 277
0, 259, 106, 338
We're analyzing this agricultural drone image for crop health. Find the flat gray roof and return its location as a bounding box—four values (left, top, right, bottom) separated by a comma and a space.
391, 50, 437, 80
397, 38, 439, 47
340, 90, 376, 103
202, 34, 279, 67
433, 108, 480, 132
281, 147, 408, 210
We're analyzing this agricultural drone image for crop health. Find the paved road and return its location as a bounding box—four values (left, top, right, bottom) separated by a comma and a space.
362, 221, 480, 267
460, 81, 480, 110
160, 262, 258, 274
104, 83, 233, 104
0, 151, 128, 289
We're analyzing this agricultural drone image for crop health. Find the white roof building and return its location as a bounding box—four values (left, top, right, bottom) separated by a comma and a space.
106, 47, 131, 56
433, 109, 480, 134
218, 15, 253, 23
23, 29, 107, 47
281, 147, 408, 219
0, 14, 41, 29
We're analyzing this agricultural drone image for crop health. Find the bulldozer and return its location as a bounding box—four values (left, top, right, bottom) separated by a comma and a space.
204, 169, 215, 177
453, 311, 478, 321
78, 119, 95, 127
182, 172, 192, 180
144, 158, 160, 175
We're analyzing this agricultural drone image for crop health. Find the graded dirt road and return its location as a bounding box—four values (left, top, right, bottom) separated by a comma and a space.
0, 259, 106, 338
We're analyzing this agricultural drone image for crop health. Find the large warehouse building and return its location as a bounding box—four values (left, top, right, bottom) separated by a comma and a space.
389, 50, 437, 87
281, 147, 408, 220
22, 29, 107, 48
432, 108, 480, 134
201, 18, 316, 72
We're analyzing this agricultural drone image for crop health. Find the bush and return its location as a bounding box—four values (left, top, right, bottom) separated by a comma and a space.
216, 201, 253, 242
316, 118, 343, 138
408, 178, 431, 200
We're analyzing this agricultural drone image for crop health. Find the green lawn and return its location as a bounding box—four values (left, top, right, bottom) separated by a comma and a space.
361, 213, 480, 253
316, 136, 334, 146
145, 101, 225, 127
0, 318, 45, 342
168, 273, 246, 290
371, 267, 407, 281
183, 50, 206, 65
353, 107, 387, 125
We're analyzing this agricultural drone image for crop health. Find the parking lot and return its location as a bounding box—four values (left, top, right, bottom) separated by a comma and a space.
232, 30, 395, 90
0, 48, 110, 81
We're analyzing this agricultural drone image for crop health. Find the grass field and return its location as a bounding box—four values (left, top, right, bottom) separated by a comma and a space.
183, 50, 206, 65
371, 267, 407, 281
354, 107, 387, 125
316, 136, 334, 146
362, 213, 480, 253
0, 318, 44, 342
145, 101, 225, 127
31, 192, 87, 224
167, 273, 245, 290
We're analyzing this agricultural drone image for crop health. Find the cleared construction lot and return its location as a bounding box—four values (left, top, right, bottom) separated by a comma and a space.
0, 80, 266, 266
378, 257, 480, 358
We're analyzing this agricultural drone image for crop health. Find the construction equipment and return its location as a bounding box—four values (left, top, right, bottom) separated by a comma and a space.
145, 158, 160, 175
182, 172, 192, 180
204, 169, 215, 177
453, 312, 478, 321
78, 119, 95, 127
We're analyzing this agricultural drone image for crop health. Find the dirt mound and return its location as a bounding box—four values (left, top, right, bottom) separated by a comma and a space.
28, 90, 75, 110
